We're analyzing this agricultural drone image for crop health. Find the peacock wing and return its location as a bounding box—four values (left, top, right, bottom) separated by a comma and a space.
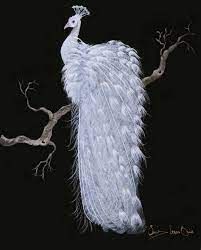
75, 40, 147, 233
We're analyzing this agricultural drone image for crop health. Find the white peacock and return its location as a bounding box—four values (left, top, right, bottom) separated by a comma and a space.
61, 5, 147, 234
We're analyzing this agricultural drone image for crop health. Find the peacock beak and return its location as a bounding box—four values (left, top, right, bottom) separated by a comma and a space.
64, 23, 70, 29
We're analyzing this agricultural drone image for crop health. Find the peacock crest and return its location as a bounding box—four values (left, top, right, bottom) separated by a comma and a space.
72, 5, 90, 18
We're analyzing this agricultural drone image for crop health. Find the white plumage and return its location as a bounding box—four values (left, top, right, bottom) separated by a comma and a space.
61, 5, 147, 234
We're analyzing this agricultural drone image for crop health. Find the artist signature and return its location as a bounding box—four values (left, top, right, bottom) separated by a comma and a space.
147, 224, 195, 239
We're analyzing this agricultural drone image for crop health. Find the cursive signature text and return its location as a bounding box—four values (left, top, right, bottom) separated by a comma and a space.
148, 224, 194, 239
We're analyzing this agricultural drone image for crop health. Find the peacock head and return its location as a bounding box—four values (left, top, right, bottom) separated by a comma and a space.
64, 5, 90, 29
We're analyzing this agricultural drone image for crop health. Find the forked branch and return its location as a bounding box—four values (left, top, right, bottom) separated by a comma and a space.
142, 23, 195, 86
0, 81, 71, 179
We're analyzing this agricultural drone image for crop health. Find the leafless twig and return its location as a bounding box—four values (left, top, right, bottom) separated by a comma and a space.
32, 141, 56, 180
0, 81, 71, 179
142, 23, 195, 86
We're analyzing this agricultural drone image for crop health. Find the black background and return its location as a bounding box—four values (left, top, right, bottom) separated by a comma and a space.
1, 0, 200, 248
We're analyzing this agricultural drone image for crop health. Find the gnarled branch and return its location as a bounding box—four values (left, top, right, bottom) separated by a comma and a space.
0, 81, 71, 179
142, 23, 195, 86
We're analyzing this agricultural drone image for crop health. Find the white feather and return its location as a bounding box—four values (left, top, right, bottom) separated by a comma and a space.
61, 5, 147, 234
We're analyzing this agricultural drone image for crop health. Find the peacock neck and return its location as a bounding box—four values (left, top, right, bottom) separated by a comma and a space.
67, 22, 81, 45
60, 21, 81, 63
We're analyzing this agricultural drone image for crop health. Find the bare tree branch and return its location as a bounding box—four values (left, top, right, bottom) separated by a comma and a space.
32, 141, 56, 180
0, 81, 71, 179
0, 24, 195, 178
142, 24, 195, 87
